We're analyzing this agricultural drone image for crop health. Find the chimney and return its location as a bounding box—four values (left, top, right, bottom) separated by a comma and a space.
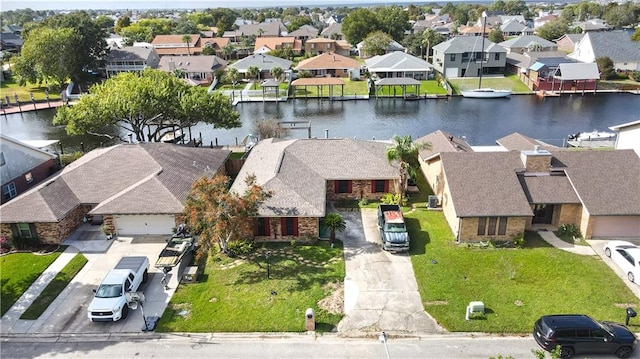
169, 58, 175, 71
520, 146, 552, 172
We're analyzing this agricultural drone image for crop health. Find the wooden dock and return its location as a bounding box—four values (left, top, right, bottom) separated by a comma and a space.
567, 140, 615, 149
1, 100, 66, 115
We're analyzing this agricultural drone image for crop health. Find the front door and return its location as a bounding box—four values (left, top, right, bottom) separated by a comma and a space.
532, 204, 554, 224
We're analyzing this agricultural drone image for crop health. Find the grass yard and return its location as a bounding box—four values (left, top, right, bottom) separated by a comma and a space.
1, 77, 63, 102
448, 74, 531, 94
0, 248, 65, 316
373, 80, 448, 97
407, 210, 639, 333
21, 253, 88, 319
292, 79, 368, 98
157, 241, 345, 332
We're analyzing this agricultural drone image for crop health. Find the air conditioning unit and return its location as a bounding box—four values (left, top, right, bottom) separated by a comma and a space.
428, 195, 439, 209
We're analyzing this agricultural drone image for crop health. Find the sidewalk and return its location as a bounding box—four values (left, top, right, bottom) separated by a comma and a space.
536, 230, 596, 255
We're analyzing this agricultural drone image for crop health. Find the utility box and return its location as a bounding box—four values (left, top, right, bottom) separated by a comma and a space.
181, 266, 199, 283
305, 308, 315, 331
428, 195, 438, 209
466, 301, 485, 320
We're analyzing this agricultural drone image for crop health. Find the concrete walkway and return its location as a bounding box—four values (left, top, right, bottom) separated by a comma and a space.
536, 230, 596, 255
337, 209, 444, 336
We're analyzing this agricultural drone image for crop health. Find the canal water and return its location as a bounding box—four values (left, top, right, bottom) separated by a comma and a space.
1, 93, 639, 152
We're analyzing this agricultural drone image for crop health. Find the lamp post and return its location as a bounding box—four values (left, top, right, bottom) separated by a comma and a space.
379, 331, 390, 359
264, 251, 271, 279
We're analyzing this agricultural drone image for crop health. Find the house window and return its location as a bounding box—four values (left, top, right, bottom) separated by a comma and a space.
281, 217, 299, 236
450, 54, 456, 61
0, 152, 5, 166
498, 217, 508, 235
487, 217, 497, 235
255, 218, 270, 236
17, 223, 32, 238
311, 44, 315, 49
335, 180, 351, 194
3, 182, 17, 200
25, 172, 33, 183
477, 217, 487, 235
494, 53, 500, 61
372, 180, 388, 193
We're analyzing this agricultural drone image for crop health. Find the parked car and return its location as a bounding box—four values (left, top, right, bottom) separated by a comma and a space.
533, 314, 637, 358
604, 240, 640, 282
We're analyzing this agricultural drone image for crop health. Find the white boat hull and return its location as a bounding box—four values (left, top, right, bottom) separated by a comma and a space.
461, 88, 512, 98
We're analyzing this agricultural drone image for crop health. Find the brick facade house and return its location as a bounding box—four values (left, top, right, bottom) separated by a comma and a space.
230, 138, 400, 242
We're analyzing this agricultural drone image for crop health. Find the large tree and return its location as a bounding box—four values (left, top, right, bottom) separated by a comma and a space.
376, 6, 410, 42
386, 135, 431, 205
361, 31, 392, 57
42, 11, 108, 83
53, 68, 241, 142
183, 174, 272, 257
488, 28, 505, 44
342, 8, 379, 45
421, 28, 446, 60
536, 18, 569, 41
13, 27, 78, 88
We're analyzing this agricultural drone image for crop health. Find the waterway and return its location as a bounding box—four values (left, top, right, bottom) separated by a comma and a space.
1, 93, 639, 153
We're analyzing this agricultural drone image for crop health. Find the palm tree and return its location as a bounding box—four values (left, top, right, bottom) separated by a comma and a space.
421, 29, 445, 61
182, 34, 192, 55
322, 212, 346, 246
270, 66, 284, 82
222, 43, 235, 60
247, 66, 260, 89
225, 67, 241, 88
386, 135, 431, 205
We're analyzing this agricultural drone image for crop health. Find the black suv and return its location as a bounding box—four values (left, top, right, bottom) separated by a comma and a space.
533, 314, 637, 358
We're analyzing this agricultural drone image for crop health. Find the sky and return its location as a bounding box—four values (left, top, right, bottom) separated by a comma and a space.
0, 0, 428, 11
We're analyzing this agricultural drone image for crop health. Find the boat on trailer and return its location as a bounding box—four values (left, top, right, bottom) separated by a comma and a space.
160, 128, 185, 143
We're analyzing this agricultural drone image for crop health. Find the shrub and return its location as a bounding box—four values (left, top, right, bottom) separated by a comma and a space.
631, 71, 640, 82
226, 240, 253, 257
380, 193, 400, 204
358, 198, 369, 206
557, 223, 582, 239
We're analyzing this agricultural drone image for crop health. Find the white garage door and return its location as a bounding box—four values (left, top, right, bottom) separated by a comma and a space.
445, 67, 458, 78
114, 215, 175, 235
592, 216, 640, 238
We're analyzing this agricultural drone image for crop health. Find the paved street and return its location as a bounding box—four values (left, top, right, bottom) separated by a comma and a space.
337, 209, 443, 335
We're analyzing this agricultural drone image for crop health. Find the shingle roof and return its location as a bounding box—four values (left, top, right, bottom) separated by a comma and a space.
365, 52, 433, 72
107, 46, 155, 62
254, 36, 301, 52
320, 23, 342, 37
553, 150, 640, 216
238, 22, 285, 37
433, 36, 505, 54
554, 63, 600, 81
499, 35, 556, 49
229, 54, 293, 72
296, 52, 360, 70
0, 144, 230, 222
581, 31, 640, 63
441, 151, 533, 217
152, 34, 201, 46
201, 37, 230, 50
519, 175, 580, 204
230, 138, 400, 217
416, 130, 473, 161
158, 55, 227, 73
496, 133, 546, 151
289, 25, 319, 38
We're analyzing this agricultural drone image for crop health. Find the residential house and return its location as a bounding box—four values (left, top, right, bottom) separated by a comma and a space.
457, 25, 490, 37
0, 135, 58, 205
305, 38, 351, 57
417, 130, 640, 241
295, 52, 361, 78
499, 35, 558, 54
288, 25, 319, 49
325, 15, 345, 26
412, 14, 453, 34
105, 46, 160, 78
238, 21, 286, 37
254, 36, 302, 55
365, 52, 433, 80
569, 31, 640, 72
200, 37, 231, 58
356, 40, 405, 58
500, 19, 534, 37
0, 143, 230, 243
320, 23, 343, 40
555, 34, 584, 53
2, 25, 22, 35
534, 14, 558, 29
152, 34, 202, 56
228, 54, 293, 80
158, 55, 227, 85
507, 54, 578, 90
572, 19, 610, 32
609, 120, 640, 157
0, 32, 23, 51
477, 10, 505, 28
432, 36, 507, 78
229, 138, 400, 241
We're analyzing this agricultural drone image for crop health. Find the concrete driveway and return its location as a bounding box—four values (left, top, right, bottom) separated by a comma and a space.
1, 230, 185, 334
589, 239, 640, 299
337, 209, 444, 336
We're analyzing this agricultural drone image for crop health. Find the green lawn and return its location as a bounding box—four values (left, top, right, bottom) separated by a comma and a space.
0, 248, 65, 316
373, 80, 448, 96
21, 253, 88, 319
292, 79, 368, 98
157, 241, 345, 332
407, 210, 638, 333
1, 77, 63, 102
448, 74, 531, 94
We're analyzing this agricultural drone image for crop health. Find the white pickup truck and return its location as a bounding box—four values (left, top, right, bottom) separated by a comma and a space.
87, 256, 149, 322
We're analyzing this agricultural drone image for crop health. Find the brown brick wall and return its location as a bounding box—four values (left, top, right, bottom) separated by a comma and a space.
254, 216, 319, 242
1, 204, 90, 244
520, 153, 551, 172
580, 209, 595, 239
556, 204, 583, 227
458, 216, 527, 242
326, 179, 398, 201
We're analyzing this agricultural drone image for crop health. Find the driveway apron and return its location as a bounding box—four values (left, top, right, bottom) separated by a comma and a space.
337, 209, 443, 335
